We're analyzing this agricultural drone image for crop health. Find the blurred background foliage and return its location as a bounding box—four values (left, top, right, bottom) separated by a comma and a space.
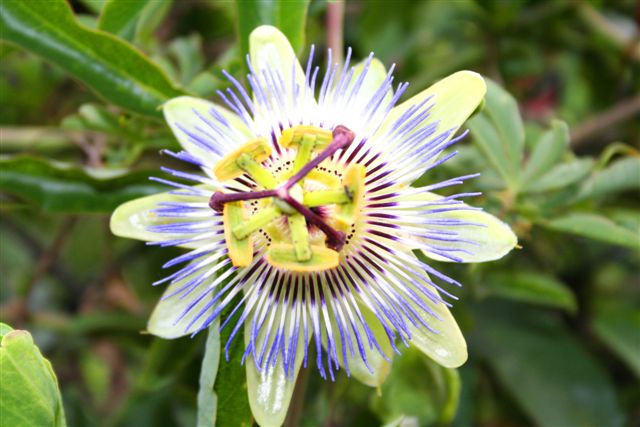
1, 0, 639, 426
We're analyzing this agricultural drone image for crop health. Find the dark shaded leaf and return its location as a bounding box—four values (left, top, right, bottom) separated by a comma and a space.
0, 156, 165, 213
197, 323, 220, 427
214, 300, 252, 427
474, 303, 626, 427
236, 0, 310, 57
483, 271, 577, 313
593, 305, 640, 378
0, 0, 184, 116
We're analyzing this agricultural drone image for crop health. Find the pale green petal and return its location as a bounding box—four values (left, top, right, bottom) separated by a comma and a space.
410, 192, 517, 263
244, 321, 306, 427
147, 266, 215, 338
408, 290, 467, 368
385, 70, 485, 136
249, 25, 306, 98
350, 57, 393, 107
162, 96, 252, 166
110, 190, 211, 249
324, 304, 393, 387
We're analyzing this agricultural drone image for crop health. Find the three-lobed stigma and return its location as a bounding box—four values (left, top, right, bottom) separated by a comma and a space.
209, 125, 364, 271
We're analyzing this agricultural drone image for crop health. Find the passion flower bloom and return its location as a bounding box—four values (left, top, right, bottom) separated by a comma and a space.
111, 26, 516, 427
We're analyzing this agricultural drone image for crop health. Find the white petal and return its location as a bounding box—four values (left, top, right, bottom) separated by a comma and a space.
110, 191, 213, 249
323, 303, 393, 387
384, 70, 486, 140
370, 71, 486, 183
244, 322, 306, 427
411, 192, 517, 263
163, 96, 253, 168
408, 290, 467, 368
147, 263, 216, 339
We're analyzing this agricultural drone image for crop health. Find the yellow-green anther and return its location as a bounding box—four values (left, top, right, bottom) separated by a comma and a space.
288, 214, 311, 261
303, 188, 352, 207
292, 134, 317, 174
335, 163, 366, 229
232, 205, 281, 239
236, 153, 278, 189
223, 201, 253, 267
266, 243, 339, 272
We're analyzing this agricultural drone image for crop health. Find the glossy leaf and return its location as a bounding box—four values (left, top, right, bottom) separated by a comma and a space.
197, 323, 221, 427
0, 0, 183, 116
236, 0, 310, 57
482, 271, 577, 313
593, 306, 640, 378
468, 78, 524, 188
544, 212, 640, 250
0, 325, 67, 427
98, 0, 151, 39
0, 156, 165, 213
523, 158, 594, 193
475, 304, 625, 427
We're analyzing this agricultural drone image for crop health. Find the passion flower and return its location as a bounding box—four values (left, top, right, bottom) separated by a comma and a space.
111, 25, 517, 427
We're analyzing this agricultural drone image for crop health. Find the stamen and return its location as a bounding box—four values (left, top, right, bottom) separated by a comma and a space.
303, 188, 352, 207
210, 125, 357, 254
235, 153, 278, 189
232, 206, 281, 240
213, 138, 272, 181
288, 214, 311, 261
266, 244, 339, 272
223, 201, 253, 267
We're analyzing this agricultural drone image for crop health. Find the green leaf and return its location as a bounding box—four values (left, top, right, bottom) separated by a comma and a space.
468, 79, 524, 189
197, 323, 221, 427
214, 300, 252, 427
593, 305, 640, 378
236, 0, 310, 57
0, 0, 183, 116
482, 271, 577, 313
523, 119, 570, 181
474, 303, 626, 427
0, 327, 67, 427
523, 158, 594, 193
0, 156, 165, 213
98, 0, 150, 39
371, 348, 461, 426
543, 212, 640, 250
133, 0, 173, 45
577, 157, 640, 200
0, 323, 14, 339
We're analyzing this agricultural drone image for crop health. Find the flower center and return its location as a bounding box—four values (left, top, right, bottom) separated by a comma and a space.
209, 125, 365, 272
